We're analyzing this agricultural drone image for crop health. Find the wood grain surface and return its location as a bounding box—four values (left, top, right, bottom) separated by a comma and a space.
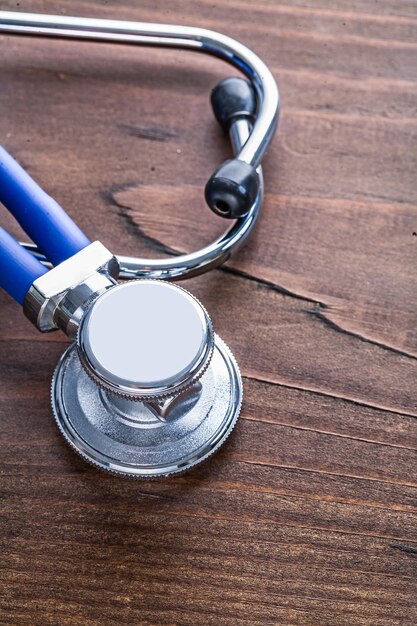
0, 1, 416, 624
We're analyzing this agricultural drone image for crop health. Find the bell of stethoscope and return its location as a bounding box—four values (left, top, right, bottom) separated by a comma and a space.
0, 11, 279, 477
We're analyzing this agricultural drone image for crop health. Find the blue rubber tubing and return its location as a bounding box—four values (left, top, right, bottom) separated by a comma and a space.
0, 226, 48, 304
0, 145, 90, 265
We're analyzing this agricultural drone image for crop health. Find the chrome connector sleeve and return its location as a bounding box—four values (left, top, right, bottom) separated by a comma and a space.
23, 241, 119, 336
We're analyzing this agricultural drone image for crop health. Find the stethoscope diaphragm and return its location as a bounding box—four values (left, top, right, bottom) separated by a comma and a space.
51, 282, 242, 476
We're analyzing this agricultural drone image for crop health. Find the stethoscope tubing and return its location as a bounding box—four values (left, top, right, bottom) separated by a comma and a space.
0, 146, 91, 266
0, 226, 47, 304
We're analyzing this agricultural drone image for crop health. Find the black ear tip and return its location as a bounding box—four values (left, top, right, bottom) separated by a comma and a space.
205, 159, 259, 219
211, 77, 257, 132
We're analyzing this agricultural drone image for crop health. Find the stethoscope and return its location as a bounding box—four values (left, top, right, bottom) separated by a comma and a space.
0, 11, 279, 477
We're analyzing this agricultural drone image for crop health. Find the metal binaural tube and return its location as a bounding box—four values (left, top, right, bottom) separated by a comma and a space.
0, 11, 279, 168
0, 11, 275, 280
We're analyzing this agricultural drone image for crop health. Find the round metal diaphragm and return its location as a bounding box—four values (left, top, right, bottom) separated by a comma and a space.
51, 336, 242, 477
77, 280, 214, 399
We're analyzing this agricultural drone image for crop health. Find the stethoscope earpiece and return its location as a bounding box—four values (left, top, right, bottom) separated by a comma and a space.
210, 77, 257, 132
205, 158, 259, 220
206, 77, 260, 219
0, 10, 279, 477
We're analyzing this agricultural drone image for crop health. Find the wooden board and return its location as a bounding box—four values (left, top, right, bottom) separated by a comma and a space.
0, 1, 416, 624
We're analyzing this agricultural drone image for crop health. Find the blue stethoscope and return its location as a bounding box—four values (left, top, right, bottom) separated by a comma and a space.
0, 11, 279, 477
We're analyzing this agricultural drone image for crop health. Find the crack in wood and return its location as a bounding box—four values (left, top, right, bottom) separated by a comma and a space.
221, 265, 317, 304
104, 185, 174, 256
305, 303, 417, 361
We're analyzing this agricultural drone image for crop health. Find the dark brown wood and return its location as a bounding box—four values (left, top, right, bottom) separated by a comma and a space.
0, 1, 416, 624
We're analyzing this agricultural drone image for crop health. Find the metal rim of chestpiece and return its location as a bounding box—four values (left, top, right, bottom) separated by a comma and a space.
51, 280, 243, 477
0, 11, 280, 280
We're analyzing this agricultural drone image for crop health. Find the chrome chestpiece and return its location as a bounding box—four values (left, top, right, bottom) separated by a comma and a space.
24, 243, 242, 476
52, 275, 242, 476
